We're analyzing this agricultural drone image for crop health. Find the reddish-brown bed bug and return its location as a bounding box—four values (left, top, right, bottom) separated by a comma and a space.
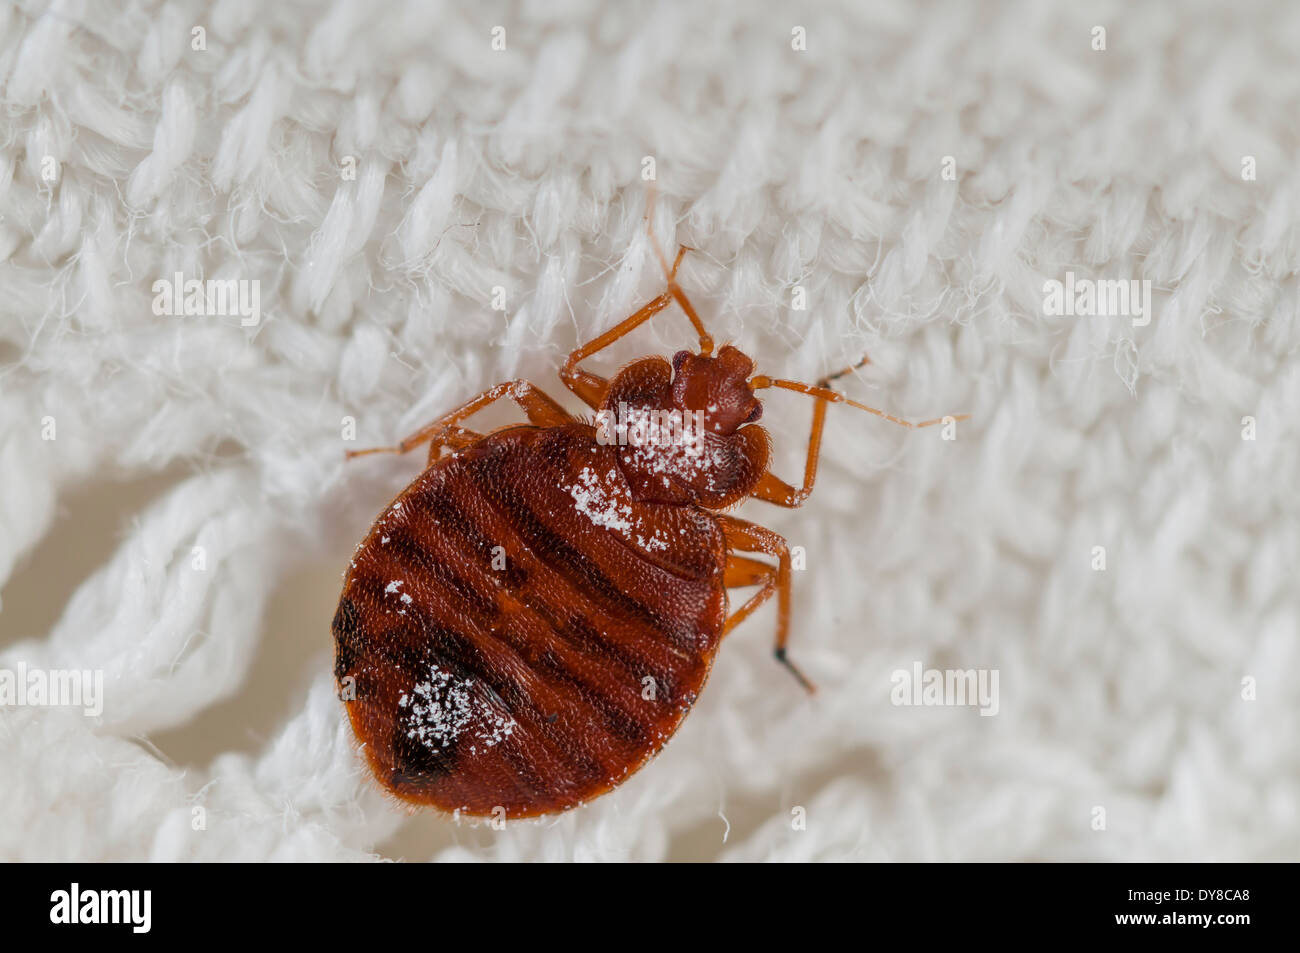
333, 229, 967, 819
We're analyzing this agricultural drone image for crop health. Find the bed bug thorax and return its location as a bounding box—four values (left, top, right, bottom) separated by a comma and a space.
333, 220, 967, 818
593, 345, 767, 508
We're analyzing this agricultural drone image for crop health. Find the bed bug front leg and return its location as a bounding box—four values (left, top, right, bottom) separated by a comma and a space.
750, 355, 969, 508
559, 290, 672, 409
345, 380, 572, 464
560, 245, 714, 409
718, 514, 815, 694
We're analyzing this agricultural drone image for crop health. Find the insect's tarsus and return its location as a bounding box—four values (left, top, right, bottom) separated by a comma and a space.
774, 648, 816, 695
816, 354, 871, 390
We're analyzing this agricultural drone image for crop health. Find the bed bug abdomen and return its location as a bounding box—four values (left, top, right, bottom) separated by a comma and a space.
334, 424, 730, 817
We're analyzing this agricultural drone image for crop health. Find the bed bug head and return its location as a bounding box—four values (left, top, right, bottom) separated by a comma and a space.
600, 346, 770, 507
670, 345, 763, 434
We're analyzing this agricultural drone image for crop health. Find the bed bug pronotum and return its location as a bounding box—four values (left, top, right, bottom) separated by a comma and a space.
332, 219, 967, 819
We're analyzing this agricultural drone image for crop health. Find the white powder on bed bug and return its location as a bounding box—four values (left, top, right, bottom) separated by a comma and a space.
566, 465, 671, 552
400, 663, 518, 753
568, 465, 634, 532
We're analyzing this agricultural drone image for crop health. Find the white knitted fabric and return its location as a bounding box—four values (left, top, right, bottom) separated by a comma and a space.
2, 0, 1297, 861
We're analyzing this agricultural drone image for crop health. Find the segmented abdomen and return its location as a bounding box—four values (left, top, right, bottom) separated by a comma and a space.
333, 424, 728, 817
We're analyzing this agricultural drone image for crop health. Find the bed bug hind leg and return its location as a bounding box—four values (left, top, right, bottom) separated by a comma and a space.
345, 380, 572, 463
719, 515, 815, 694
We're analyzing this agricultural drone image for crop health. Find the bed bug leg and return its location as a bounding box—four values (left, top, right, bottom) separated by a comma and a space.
722, 554, 773, 588
422, 424, 480, 464
747, 354, 866, 506
719, 515, 815, 694
748, 372, 969, 508
644, 182, 712, 355
647, 236, 712, 356
345, 380, 572, 461
560, 291, 674, 408
560, 244, 708, 409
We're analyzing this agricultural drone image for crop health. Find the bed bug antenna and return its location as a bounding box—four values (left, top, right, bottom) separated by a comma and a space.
749, 374, 970, 430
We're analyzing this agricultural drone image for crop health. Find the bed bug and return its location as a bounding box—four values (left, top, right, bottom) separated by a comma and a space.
332, 233, 966, 819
